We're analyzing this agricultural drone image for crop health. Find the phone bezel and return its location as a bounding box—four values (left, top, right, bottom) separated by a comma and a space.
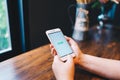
46, 28, 75, 61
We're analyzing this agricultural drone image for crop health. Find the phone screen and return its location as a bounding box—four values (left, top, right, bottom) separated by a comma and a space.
48, 31, 73, 57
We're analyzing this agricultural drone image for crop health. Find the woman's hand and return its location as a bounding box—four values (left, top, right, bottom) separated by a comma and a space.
52, 55, 74, 80
50, 36, 84, 64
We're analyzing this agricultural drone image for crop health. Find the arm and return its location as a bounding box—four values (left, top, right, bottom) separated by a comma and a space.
65, 37, 120, 79
66, 37, 120, 79
51, 36, 120, 79
79, 54, 120, 79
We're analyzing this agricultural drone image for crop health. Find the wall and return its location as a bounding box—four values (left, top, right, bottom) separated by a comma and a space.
24, 0, 76, 50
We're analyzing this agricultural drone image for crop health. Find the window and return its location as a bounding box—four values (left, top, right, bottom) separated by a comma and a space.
0, 0, 23, 61
0, 0, 12, 54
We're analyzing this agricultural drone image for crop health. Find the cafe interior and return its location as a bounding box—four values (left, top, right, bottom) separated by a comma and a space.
0, 0, 120, 80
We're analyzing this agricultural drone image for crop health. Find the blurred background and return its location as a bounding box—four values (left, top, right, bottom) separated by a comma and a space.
0, 0, 120, 61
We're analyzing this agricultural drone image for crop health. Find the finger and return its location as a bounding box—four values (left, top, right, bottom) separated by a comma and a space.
65, 36, 76, 45
66, 55, 74, 64
50, 44, 54, 48
51, 48, 57, 56
65, 36, 70, 41
64, 36, 75, 44
53, 55, 63, 64
64, 36, 74, 46
51, 48, 54, 55
50, 44, 57, 56
66, 37, 77, 46
70, 38, 77, 45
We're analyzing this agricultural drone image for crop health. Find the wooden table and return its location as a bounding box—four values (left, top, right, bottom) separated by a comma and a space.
0, 26, 120, 80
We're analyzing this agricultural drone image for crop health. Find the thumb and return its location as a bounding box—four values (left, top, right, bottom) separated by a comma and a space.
53, 55, 63, 64
67, 37, 77, 47
66, 55, 74, 64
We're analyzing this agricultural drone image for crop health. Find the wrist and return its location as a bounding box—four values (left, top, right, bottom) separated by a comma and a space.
77, 53, 87, 67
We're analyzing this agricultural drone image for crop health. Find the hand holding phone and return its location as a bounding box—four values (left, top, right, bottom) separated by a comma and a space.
46, 28, 75, 61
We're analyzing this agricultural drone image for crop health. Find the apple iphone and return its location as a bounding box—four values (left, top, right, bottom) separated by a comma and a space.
46, 28, 75, 61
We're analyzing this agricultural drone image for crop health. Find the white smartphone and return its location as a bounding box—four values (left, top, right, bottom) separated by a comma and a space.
46, 28, 75, 61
